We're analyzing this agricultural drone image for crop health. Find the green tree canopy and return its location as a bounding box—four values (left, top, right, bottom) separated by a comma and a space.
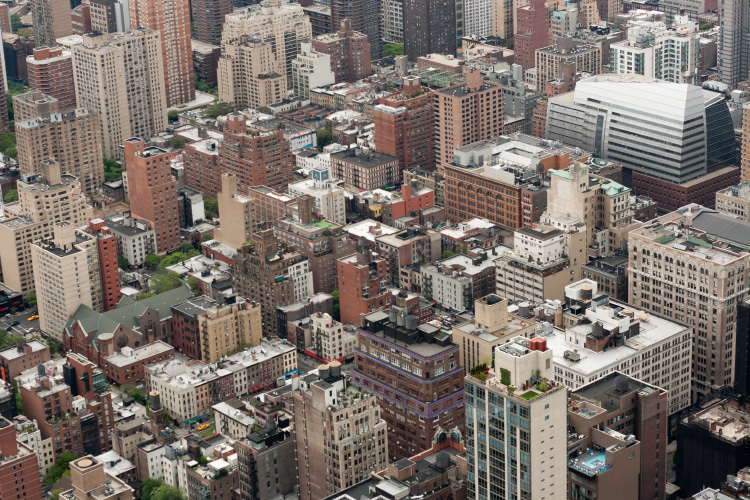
159, 252, 188, 270
204, 197, 219, 219
24, 291, 36, 308
43, 453, 78, 487
205, 102, 234, 118
152, 271, 184, 293
103, 158, 123, 182
3, 189, 17, 203
10, 13, 23, 32
151, 484, 186, 500
137, 292, 157, 301
381, 43, 404, 58
331, 288, 340, 321
127, 387, 147, 405
145, 254, 162, 269
170, 136, 187, 149
316, 127, 333, 151
168, 109, 180, 122
141, 478, 164, 500
118, 256, 129, 270
699, 23, 713, 30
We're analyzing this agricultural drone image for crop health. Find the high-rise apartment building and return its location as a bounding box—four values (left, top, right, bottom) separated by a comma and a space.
0, 417, 43, 500
214, 173, 256, 251
292, 42, 335, 98
311, 19, 371, 84
337, 239, 392, 326
221, 2, 312, 85
13, 90, 61, 123
403, 0, 456, 60
26, 46, 76, 110
629, 204, 750, 401
373, 76, 434, 172
330, 0, 382, 59
80, 218, 122, 311
89, 0, 131, 33
31, 0, 74, 48
535, 37, 602, 90
492, 0, 515, 39
129, 0, 194, 106
124, 139, 180, 253
71, 3, 91, 35
16, 105, 104, 197
218, 36, 287, 110
353, 309, 465, 461
287, 165, 347, 225
72, 30, 168, 159
0, 160, 92, 294
294, 365, 388, 500
515, 0, 550, 71
465, 336, 567, 500
191, 0, 231, 45
219, 113, 294, 193
464, 0, 492, 37
435, 69, 503, 167
718, 0, 750, 87
382, 0, 403, 43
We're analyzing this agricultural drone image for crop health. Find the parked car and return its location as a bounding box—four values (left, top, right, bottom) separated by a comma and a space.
8, 321, 19, 327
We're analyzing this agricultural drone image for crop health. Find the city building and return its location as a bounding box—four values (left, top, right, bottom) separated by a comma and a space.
0, 160, 92, 294
72, 30, 168, 159
382, 0, 403, 43
311, 20, 371, 84
330, 148, 399, 191
276, 199, 353, 294
421, 246, 508, 311
373, 76, 434, 173
716, 182, 750, 221
213, 173, 255, 251
718, 0, 750, 87
191, 39, 221, 88
66, 455, 134, 500
546, 74, 737, 187
124, 139, 180, 253
495, 222, 586, 303
145, 340, 297, 422
14, 415, 56, 476
294, 365, 388, 499
303, 4, 332, 38
16, 105, 103, 197
218, 36, 287, 111
221, 2, 312, 86
402, 0, 456, 61
31, 0, 74, 48
219, 114, 294, 193
515, 0, 550, 71
12, 89, 60, 123
171, 295, 262, 363
185, 455, 239, 500
628, 205, 750, 401
329, 0, 382, 60
89, 0, 131, 34
535, 37, 602, 90
465, 336, 567, 500
571, 373, 668, 500
191, 0, 231, 45
744, 102, 750, 182
288, 166, 346, 225
580, 253, 629, 301
375, 224, 441, 284
308, 312, 357, 361
435, 70, 503, 167
101, 340, 174, 388
292, 42, 335, 98
677, 397, 750, 497
610, 20, 700, 84
0, 417, 43, 500
77, 219, 122, 312
232, 223, 313, 334
353, 309, 464, 461
26, 46, 76, 110
128, 0, 194, 106
105, 215, 157, 267
0, 340, 50, 382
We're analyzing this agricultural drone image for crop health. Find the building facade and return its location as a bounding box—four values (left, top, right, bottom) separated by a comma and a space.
26, 46, 76, 110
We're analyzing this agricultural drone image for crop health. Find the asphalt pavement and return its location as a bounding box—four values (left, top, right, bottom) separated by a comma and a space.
1, 308, 41, 338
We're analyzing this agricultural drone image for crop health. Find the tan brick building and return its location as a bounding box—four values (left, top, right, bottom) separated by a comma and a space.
535, 37, 602, 90
31, 0, 73, 48
218, 37, 287, 111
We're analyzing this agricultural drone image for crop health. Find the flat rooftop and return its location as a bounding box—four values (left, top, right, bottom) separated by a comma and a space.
104, 341, 173, 368
345, 219, 398, 243
0, 340, 48, 361
687, 399, 750, 443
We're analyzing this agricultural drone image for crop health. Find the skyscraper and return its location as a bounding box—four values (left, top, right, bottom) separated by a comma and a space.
129, 0, 195, 106
330, 0, 382, 59
30, 0, 74, 48
403, 0, 456, 60
719, 0, 750, 88
72, 30, 168, 159
124, 139, 180, 253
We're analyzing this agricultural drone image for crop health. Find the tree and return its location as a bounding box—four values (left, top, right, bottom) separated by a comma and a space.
118, 256, 129, 270
504, 37, 514, 49
187, 276, 201, 296
202, 234, 214, 242
159, 252, 188, 269
0, 131, 16, 154
316, 126, 333, 151
204, 197, 219, 218
43, 453, 78, 487
145, 254, 162, 269
141, 478, 163, 500
0, 329, 22, 349
151, 271, 184, 293
699, 22, 713, 30
181, 241, 195, 254
46, 337, 64, 355
137, 292, 157, 301
24, 291, 36, 308
12, 379, 22, 414
3, 189, 17, 203
103, 158, 123, 182
331, 288, 340, 321
10, 13, 22, 32
50, 489, 64, 500
168, 109, 180, 122
258, 106, 273, 114
170, 136, 187, 149
205, 102, 233, 118
5, 146, 17, 159
381, 43, 404, 58
127, 387, 147, 405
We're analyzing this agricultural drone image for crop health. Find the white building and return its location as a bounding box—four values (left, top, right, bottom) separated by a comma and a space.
609, 20, 700, 84
465, 336, 568, 499
288, 258, 314, 303
309, 312, 357, 361
292, 42, 335, 98
14, 416, 56, 476
463, 0, 492, 37
542, 280, 692, 416
288, 165, 346, 225
213, 401, 256, 440
382, 0, 403, 43
106, 215, 157, 267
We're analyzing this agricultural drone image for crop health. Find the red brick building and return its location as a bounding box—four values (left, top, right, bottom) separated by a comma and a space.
515, 0, 550, 72
374, 76, 434, 173
82, 219, 122, 311
220, 114, 294, 193
26, 46, 76, 111
125, 138, 180, 253
0, 417, 43, 500
0, 340, 50, 382
184, 138, 221, 198
381, 181, 435, 225
311, 19, 371, 83
71, 2, 92, 34
0, 5, 10, 34
248, 185, 297, 223
190, 0, 231, 45
632, 166, 740, 213
101, 340, 174, 388
337, 241, 392, 326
